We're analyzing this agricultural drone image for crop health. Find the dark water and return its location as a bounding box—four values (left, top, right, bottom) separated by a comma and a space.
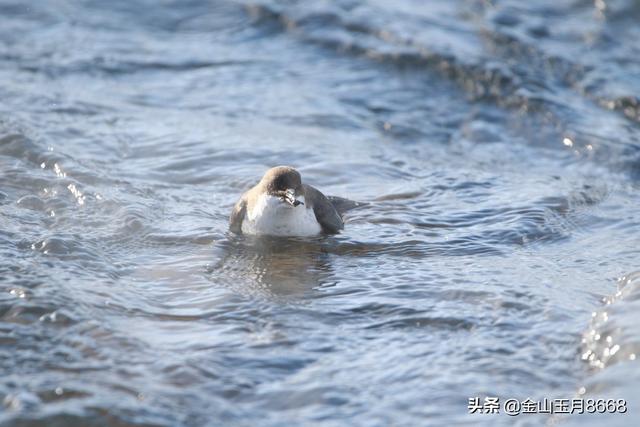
1, 0, 639, 425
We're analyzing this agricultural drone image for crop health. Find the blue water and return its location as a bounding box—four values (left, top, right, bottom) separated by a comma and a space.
1, 1, 639, 425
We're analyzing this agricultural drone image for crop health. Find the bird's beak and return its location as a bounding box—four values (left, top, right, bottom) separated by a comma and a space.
283, 189, 303, 207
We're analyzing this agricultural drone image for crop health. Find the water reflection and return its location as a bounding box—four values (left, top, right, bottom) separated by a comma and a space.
208, 235, 336, 299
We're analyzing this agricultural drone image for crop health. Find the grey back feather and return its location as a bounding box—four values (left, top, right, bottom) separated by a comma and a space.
303, 184, 344, 234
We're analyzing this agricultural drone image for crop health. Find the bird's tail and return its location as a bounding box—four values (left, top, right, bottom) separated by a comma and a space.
327, 196, 368, 216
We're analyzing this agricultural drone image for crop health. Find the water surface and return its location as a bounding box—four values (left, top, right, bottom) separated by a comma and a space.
1, 0, 640, 425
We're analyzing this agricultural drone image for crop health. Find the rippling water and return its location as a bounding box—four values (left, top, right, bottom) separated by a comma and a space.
1, 0, 639, 425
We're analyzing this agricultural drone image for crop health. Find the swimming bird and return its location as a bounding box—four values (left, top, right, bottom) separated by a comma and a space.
229, 166, 358, 236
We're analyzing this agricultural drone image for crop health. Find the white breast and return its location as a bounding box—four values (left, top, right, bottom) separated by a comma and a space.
241, 195, 322, 236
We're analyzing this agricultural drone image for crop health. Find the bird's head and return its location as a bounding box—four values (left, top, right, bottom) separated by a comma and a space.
260, 166, 305, 208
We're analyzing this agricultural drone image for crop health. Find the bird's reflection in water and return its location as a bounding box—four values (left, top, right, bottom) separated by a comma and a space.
208, 235, 336, 300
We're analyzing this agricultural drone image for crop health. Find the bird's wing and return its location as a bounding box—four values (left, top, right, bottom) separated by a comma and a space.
304, 184, 344, 234
228, 194, 247, 234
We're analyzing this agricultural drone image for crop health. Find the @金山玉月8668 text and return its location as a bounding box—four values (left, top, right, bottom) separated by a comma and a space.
468, 396, 627, 416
